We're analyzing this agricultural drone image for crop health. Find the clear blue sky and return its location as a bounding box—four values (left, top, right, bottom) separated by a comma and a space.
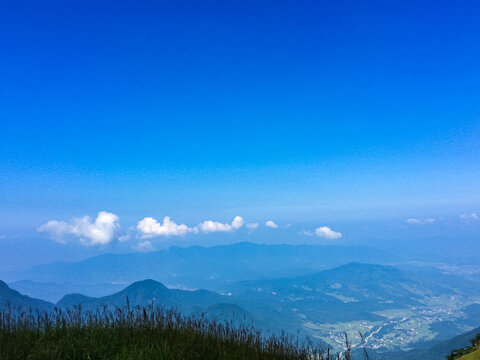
1, 1, 479, 267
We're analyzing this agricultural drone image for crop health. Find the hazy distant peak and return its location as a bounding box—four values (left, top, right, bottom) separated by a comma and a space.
320, 262, 406, 280
333, 262, 397, 271
124, 279, 168, 291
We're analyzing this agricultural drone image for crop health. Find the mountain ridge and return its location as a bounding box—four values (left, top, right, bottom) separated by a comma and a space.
0, 280, 54, 312
2, 242, 400, 301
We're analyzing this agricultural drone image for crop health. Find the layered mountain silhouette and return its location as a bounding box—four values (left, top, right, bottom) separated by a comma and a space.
2, 242, 399, 301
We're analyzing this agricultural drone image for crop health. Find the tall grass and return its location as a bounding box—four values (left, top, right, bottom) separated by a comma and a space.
0, 301, 369, 360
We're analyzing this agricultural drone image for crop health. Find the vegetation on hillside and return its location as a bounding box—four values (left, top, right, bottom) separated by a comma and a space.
0, 302, 371, 360
447, 333, 480, 360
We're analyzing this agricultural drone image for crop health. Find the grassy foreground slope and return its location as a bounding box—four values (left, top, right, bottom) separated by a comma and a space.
1, 326, 304, 360
459, 349, 480, 360
0, 305, 358, 360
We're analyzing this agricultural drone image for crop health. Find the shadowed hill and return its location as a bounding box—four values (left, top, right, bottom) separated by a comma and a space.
58, 279, 228, 316
0, 280, 53, 312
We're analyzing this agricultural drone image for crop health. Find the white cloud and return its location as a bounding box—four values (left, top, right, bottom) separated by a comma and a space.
199, 220, 231, 232
199, 216, 245, 233
315, 226, 342, 240
246, 222, 259, 230
406, 218, 422, 224
460, 213, 480, 222
265, 220, 278, 229
406, 218, 436, 225
231, 216, 245, 230
136, 216, 197, 238
299, 230, 314, 236
135, 215, 246, 238
37, 211, 120, 246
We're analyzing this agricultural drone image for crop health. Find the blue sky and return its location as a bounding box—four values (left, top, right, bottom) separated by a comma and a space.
1, 0, 480, 268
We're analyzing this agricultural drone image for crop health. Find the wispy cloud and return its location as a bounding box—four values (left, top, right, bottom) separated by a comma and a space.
136, 240, 154, 252
460, 213, 479, 222
265, 220, 278, 229
314, 226, 342, 239
246, 222, 259, 230
406, 218, 436, 225
406, 218, 421, 224
37, 211, 120, 246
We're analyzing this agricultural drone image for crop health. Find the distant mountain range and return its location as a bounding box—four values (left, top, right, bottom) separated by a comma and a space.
2, 242, 400, 302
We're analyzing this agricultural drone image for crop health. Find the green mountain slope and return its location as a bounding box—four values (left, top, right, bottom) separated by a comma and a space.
459, 349, 480, 360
